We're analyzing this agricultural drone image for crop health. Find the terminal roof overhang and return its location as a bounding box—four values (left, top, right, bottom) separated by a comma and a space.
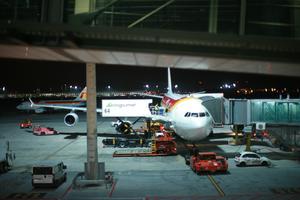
0, 23, 300, 77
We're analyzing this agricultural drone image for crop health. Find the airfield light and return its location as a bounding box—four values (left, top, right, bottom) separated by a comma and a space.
145, 84, 149, 89
107, 85, 111, 89
2, 87, 5, 91
74, 86, 78, 90
174, 84, 178, 89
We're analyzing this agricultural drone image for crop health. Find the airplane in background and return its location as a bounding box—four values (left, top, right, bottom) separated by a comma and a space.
29, 68, 223, 141
17, 87, 87, 113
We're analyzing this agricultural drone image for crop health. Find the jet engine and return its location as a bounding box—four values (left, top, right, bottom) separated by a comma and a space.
64, 112, 79, 126
115, 121, 133, 134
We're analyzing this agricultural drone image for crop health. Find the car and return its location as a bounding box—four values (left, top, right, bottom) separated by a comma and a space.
234, 151, 271, 167
19, 119, 32, 129
33, 125, 59, 136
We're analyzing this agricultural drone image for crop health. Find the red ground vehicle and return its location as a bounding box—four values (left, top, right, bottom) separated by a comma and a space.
187, 152, 228, 174
33, 125, 59, 136
19, 119, 32, 129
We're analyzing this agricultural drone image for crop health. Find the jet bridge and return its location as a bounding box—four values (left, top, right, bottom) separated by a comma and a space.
224, 98, 300, 125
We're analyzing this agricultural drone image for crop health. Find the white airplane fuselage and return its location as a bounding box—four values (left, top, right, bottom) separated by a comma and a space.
162, 94, 213, 141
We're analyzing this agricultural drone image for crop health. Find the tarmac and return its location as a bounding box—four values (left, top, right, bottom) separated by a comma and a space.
0, 111, 300, 200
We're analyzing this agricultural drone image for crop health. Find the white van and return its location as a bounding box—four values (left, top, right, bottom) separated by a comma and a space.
32, 161, 67, 187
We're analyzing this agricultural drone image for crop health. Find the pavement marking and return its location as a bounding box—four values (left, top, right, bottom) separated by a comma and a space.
270, 187, 300, 194
43, 137, 79, 160
207, 175, 225, 197
6, 192, 46, 199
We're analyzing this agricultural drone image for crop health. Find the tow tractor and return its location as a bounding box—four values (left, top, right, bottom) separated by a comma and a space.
112, 130, 177, 157
186, 151, 228, 174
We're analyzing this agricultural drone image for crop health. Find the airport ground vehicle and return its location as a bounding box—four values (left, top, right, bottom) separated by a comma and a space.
234, 151, 271, 167
0, 141, 15, 173
19, 119, 32, 128
33, 125, 59, 136
112, 130, 177, 157
186, 152, 228, 174
32, 161, 67, 187
103, 137, 150, 148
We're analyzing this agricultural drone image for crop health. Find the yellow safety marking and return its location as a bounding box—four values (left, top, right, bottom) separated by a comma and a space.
151, 137, 156, 153
43, 138, 78, 160
207, 175, 225, 197
113, 138, 115, 145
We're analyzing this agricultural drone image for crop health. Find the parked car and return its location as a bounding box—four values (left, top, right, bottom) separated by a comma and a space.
32, 161, 67, 187
33, 125, 59, 136
234, 151, 271, 167
19, 119, 32, 129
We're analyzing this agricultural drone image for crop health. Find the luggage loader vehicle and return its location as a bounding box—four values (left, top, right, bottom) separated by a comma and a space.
112, 130, 177, 157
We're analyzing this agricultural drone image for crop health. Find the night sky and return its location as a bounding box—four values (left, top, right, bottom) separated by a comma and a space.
1, 58, 300, 96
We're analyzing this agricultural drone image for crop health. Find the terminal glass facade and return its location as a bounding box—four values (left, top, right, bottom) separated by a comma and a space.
0, 0, 299, 38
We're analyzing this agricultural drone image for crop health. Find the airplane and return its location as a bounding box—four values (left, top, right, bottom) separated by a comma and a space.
17, 87, 87, 113
29, 68, 223, 141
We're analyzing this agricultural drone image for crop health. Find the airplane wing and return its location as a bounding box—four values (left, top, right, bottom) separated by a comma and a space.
29, 98, 102, 113
133, 92, 164, 99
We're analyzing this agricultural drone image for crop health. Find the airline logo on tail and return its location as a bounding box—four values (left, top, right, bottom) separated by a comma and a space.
76, 87, 87, 101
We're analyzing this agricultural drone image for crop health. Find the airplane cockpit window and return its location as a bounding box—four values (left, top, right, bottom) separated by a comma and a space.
184, 112, 207, 117
184, 112, 191, 117
191, 113, 199, 117
199, 112, 206, 117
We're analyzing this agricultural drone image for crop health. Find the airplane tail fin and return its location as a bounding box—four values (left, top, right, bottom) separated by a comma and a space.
75, 87, 87, 101
167, 67, 173, 94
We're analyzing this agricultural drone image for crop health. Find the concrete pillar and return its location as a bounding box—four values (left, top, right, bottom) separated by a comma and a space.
86, 63, 99, 180
208, 0, 218, 33
239, 0, 247, 36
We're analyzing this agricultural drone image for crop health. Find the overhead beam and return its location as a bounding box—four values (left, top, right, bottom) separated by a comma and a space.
128, 0, 175, 28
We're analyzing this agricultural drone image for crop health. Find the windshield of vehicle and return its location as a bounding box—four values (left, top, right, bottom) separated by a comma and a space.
199, 154, 216, 160
235, 153, 241, 157
33, 167, 52, 174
